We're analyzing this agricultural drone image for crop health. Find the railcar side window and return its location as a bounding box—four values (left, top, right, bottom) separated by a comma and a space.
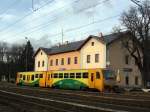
40, 74, 43, 78
23, 75, 26, 80
31, 75, 34, 81
70, 73, 75, 78
76, 73, 81, 78
96, 72, 100, 79
51, 74, 53, 78
83, 72, 88, 78
35, 74, 39, 78
64, 73, 69, 78
54, 73, 58, 78
59, 73, 63, 78
27, 75, 30, 81
20, 74, 22, 78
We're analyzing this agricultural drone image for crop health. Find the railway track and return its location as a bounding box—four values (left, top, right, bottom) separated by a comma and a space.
0, 89, 127, 112
7, 86, 150, 101
0, 85, 150, 112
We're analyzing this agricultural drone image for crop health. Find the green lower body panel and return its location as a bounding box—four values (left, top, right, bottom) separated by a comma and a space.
18, 79, 39, 87
52, 79, 88, 90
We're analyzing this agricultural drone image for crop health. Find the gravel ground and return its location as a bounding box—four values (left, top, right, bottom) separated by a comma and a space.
0, 104, 16, 112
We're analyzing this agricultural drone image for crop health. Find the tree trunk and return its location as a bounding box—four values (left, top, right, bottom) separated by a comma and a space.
143, 40, 150, 88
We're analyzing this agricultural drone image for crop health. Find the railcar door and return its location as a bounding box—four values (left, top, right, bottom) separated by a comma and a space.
89, 70, 95, 88
39, 72, 46, 87
94, 69, 104, 92
46, 71, 53, 87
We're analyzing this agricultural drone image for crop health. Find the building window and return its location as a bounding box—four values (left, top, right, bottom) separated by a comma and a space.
95, 54, 99, 63
61, 58, 64, 65
56, 59, 58, 66
38, 61, 40, 67
125, 55, 129, 65
74, 57, 78, 64
87, 55, 90, 63
135, 76, 138, 85
42, 61, 44, 67
50, 60, 53, 66
125, 76, 129, 85
67, 57, 71, 65
91, 42, 94, 46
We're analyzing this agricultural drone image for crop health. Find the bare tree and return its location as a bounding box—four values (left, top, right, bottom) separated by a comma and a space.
121, 0, 150, 88
0, 42, 8, 62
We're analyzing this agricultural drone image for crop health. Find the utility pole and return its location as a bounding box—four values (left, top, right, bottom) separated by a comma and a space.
61, 28, 64, 44
32, 0, 37, 11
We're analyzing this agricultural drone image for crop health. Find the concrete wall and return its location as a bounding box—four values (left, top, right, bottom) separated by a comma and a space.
107, 38, 142, 88
80, 38, 106, 69
34, 50, 48, 71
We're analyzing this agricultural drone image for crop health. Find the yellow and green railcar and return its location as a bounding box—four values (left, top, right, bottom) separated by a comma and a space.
16, 71, 46, 87
46, 68, 104, 91
16, 68, 116, 92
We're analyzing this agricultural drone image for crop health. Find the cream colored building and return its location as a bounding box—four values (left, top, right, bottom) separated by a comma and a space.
80, 37, 106, 69
34, 35, 106, 71
34, 48, 49, 71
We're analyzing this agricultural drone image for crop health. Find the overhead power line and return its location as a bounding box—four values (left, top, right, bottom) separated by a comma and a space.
0, 0, 55, 33
1, 0, 110, 39
0, 0, 19, 15
26, 14, 120, 39
0, 0, 80, 35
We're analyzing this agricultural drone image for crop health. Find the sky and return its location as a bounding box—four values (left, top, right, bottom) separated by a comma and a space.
0, 0, 139, 49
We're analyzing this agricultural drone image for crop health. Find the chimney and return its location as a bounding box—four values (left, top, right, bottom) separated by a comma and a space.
98, 32, 103, 38
98, 32, 104, 41
65, 41, 69, 45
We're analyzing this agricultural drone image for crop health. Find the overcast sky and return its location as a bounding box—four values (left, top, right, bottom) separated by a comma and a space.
0, 0, 138, 48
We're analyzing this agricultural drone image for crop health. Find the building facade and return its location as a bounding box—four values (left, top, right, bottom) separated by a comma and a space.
105, 32, 142, 88
34, 33, 142, 88
34, 35, 106, 71
34, 48, 49, 71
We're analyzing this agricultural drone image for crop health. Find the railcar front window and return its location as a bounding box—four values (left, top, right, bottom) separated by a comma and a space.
96, 72, 100, 79
103, 70, 115, 80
